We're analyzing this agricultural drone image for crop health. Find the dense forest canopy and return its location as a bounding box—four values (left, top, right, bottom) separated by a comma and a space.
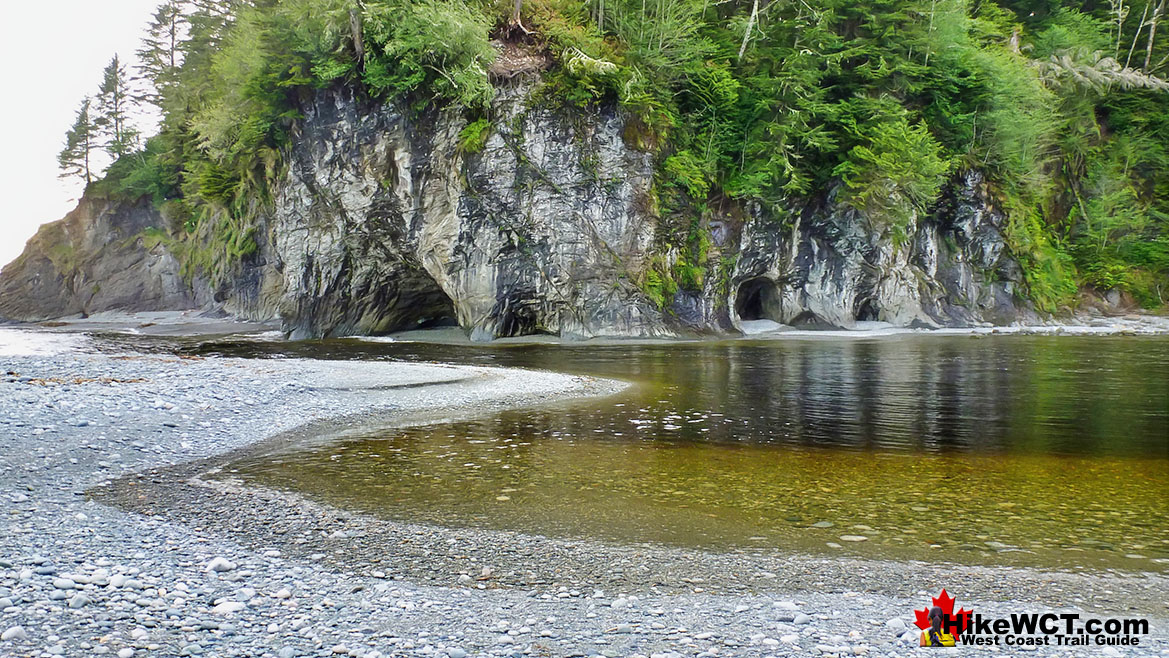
62, 0, 1169, 309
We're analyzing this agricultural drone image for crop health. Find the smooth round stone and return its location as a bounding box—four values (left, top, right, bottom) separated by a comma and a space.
118, 649, 135, 658
205, 558, 236, 573
210, 601, 246, 615
885, 617, 908, 635
838, 535, 868, 542
68, 594, 92, 609
1, 626, 29, 641
793, 613, 812, 625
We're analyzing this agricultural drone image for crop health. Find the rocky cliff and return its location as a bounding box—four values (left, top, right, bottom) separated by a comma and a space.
0, 196, 199, 322
0, 80, 1037, 339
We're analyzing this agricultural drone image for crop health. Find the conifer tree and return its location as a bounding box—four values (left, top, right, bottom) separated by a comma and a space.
95, 55, 139, 160
58, 98, 96, 184
136, 0, 186, 107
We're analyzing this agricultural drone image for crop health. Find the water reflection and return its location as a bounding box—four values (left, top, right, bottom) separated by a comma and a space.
186, 334, 1169, 456
193, 333, 1169, 570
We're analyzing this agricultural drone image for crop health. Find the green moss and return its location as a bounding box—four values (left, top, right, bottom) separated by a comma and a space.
458, 118, 492, 154
45, 242, 81, 277
137, 227, 168, 250
641, 255, 679, 310
715, 254, 738, 300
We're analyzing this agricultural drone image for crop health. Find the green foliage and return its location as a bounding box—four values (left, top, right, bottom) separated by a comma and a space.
663, 150, 709, 199
1030, 8, 1110, 58
642, 257, 678, 309
190, 7, 306, 179
674, 219, 714, 291
93, 137, 181, 206
834, 117, 954, 236
1001, 204, 1079, 312
458, 118, 494, 154
272, 0, 358, 85
135, 0, 185, 107
171, 206, 260, 286
362, 0, 496, 108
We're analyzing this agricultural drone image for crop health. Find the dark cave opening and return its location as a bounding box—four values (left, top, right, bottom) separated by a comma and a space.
734, 278, 782, 322
856, 299, 879, 322
406, 286, 458, 330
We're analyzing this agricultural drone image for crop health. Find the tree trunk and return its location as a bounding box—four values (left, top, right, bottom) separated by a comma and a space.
1114, 0, 1128, 59
507, 0, 530, 35
1146, 0, 1166, 71
738, 0, 760, 60
925, 0, 938, 65
1125, 2, 1149, 68
349, 7, 365, 72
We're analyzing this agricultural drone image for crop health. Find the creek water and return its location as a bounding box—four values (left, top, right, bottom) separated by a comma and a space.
180, 332, 1168, 572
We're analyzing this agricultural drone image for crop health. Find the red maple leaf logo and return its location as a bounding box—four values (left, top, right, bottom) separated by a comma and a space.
913, 589, 973, 638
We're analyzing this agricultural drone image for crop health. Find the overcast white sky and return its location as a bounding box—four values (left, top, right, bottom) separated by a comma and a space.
0, 0, 160, 272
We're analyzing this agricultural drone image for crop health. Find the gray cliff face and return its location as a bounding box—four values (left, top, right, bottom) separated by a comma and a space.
0, 82, 1034, 337
262, 83, 665, 340
724, 170, 1035, 331
0, 197, 197, 322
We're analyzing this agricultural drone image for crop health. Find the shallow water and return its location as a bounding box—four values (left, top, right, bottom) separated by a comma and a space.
194, 333, 1169, 571
0, 327, 91, 356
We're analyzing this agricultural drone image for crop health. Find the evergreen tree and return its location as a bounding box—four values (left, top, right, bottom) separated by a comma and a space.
136, 0, 186, 107
58, 98, 96, 184
95, 55, 139, 160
